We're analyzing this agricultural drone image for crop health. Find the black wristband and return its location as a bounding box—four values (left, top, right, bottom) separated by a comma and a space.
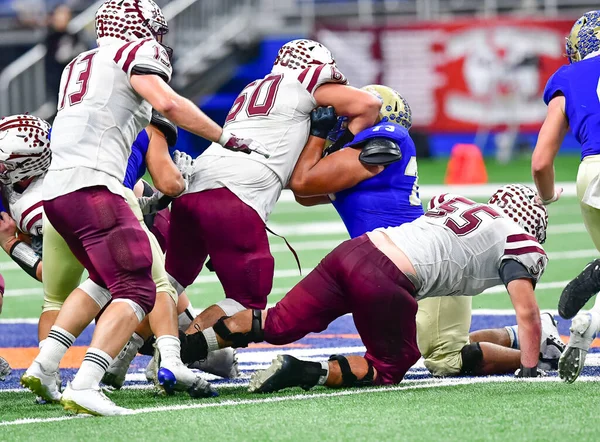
519, 366, 538, 377
9, 240, 42, 280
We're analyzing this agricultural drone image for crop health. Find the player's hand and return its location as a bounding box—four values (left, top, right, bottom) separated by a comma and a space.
218, 131, 270, 158
172, 150, 195, 180
515, 365, 547, 378
138, 191, 174, 216
0, 212, 18, 253
310, 106, 337, 139
536, 187, 562, 205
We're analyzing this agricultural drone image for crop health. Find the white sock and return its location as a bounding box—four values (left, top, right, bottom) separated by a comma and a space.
590, 295, 600, 315
505, 325, 519, 349
71, 348, 112, 390
178, 304, 195, 332
38, 339, 46, 349
317, 361, 329, 386
202, 328, 220, 352
36, 326, 75, 372
156, 335, 182, 364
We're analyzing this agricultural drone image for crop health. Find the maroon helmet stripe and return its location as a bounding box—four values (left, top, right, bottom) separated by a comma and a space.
114, 40, 137, 65
25, 212, 43, 233
505, 245, 546, 256
306, 64, 326, 94
507, 233, 538, 243
297, 67, 311, 84
122, 38, 151, 73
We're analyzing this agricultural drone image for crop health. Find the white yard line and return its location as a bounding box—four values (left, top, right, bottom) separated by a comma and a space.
2, 373, 598, 427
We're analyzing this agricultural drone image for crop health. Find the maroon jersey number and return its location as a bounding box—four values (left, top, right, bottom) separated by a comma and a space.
58, 52, 97, 110
225, 74, 283, 124
426, 197, 501, 236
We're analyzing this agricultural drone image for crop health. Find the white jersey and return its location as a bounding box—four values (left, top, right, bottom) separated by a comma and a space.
190, 64, 347, 221
3, 176, 44, 237
44, 38, 172, 200
377, 194, 548, 300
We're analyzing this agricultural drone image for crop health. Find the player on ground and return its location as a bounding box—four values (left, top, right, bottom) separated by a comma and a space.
164, 39, 381, 341
21, 0, 245, 416
179, 185, 549, 391
531, 11, 600, 382
291, 88, 563, 377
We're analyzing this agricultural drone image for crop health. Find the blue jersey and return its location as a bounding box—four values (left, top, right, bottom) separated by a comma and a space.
543, 56, 600, 160
123, 129, 150, 190
331, 122, 424, 238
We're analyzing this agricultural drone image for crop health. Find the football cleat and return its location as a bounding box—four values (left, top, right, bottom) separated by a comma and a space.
21, 361, 62, 403
538, 313, 566, 370
0, 355, 10, 381
102, 334, 143, 389
154, 346, 217, 398
558, 259, 600, 319
559, 311, 600, 383
36, 371, 63, 405
145, 356, 158, 383
61, 383, 133, 416
189, 348, 240, 379
249, 354, 320, 393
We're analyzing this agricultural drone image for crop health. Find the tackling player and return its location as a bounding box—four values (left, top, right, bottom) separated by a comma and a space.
21, 0, 244, 416
179, 184, 549, 391
164, 39, 381, 338
291, 88, 563, 377
531, 10, 600, 383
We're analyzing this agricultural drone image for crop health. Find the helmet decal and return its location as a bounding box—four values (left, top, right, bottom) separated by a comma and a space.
566, 11, 600, 63
273, 39, 336, 73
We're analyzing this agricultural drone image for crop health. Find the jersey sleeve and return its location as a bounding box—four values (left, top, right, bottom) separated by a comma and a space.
543, 66, 568, 105
501, 232, 548, 284
427, 193, 472, 211
297, 64, 348, 98
114, 38, 172, 84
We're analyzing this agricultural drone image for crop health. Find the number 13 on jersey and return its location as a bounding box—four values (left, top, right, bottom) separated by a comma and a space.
58, 51, 98, 111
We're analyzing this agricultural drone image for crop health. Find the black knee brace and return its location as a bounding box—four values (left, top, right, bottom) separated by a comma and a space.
213, 310, 264, 348
179, 329, 209, 364
459, 342, 483, 375
328, 355, 374, 387
139, 336, 156, 356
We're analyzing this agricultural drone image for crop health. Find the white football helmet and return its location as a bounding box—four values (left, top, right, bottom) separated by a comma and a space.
95, 0, 168, 47
0, 115, 52, 185
272, 39, 336, 73
488, 184, 548, 244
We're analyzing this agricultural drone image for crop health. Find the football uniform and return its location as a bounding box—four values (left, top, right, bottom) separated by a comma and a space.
3, 176, 44, 239
543, 55, 600, 250
166, 64, 347, 309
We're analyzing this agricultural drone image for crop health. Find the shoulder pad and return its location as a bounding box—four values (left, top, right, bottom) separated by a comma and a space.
359, 138, 402, 166
150, 110, 178, 147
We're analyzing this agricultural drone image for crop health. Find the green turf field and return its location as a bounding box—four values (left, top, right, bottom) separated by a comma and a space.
2, 155, 597, 441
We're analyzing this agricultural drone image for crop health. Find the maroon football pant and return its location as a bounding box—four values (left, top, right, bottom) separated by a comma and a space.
44, 186, 156, 314
165, 187, 274, 309
264, 235, 420, 385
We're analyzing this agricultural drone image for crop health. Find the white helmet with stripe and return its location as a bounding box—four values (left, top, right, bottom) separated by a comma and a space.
488, 184, 548, 244
272, 39, 336, 73
0, 115, 52, 185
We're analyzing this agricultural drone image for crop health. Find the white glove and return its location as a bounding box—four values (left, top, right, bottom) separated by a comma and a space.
138, 191, 173, 216
514, 366, 547, 378
218, 131, 270, 158
173, 150, 195, 180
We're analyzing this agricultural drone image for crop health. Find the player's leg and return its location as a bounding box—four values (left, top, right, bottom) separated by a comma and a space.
559, 158, 600, 319
416, 296, 472, 377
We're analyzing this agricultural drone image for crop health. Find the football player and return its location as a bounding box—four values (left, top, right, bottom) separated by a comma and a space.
21, 0, 243, 416
290, 87, 563, 378
531, 10, 600, 383
179, 184, 549, 391
164, 40, 381, 340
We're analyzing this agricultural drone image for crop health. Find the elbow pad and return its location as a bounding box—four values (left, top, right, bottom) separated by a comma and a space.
150, 110, 178, 147
9, 241, 41, 280
358, 138, 402, 166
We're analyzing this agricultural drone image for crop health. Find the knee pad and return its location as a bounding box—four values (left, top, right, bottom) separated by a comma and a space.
213, 310, 263, 348
329, 355, 374, 387
460, 342, 483, 375
167, 273, 186, 297
112, 298, 146, 322
79, 278, 111, 309
216, 299, 245, 316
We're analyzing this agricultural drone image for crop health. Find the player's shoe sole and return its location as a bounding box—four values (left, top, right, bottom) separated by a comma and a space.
558, 312, 600, 383
21, 374, 61, 404
558, 259, 600, 319
61, 397, 103, 416
249, 354, 314, 393
558, 346, 586, 384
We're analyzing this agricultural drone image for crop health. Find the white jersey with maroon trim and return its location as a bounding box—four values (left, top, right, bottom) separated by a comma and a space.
190, 64, 347, 220
3, 176, 44, 237
44, 38, 172, 200
376, 193, 548, 300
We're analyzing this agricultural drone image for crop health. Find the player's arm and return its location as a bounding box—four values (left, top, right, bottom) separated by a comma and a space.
145, 114, 186, 197
0, 212, 42, 282
294, 194, 331, 206
531, 95, 568, 204
500, 259, 542, 375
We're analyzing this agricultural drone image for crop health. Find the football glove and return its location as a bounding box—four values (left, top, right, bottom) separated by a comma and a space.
515, 365, 547, 378
138, 191, 174, 216
218, 131, 270, 158
172, 150, 195, 181
310, 106, 337, 139
0, 355, 10, 381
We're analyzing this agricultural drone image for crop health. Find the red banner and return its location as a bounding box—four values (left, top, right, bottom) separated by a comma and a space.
316, 18, 574, 131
